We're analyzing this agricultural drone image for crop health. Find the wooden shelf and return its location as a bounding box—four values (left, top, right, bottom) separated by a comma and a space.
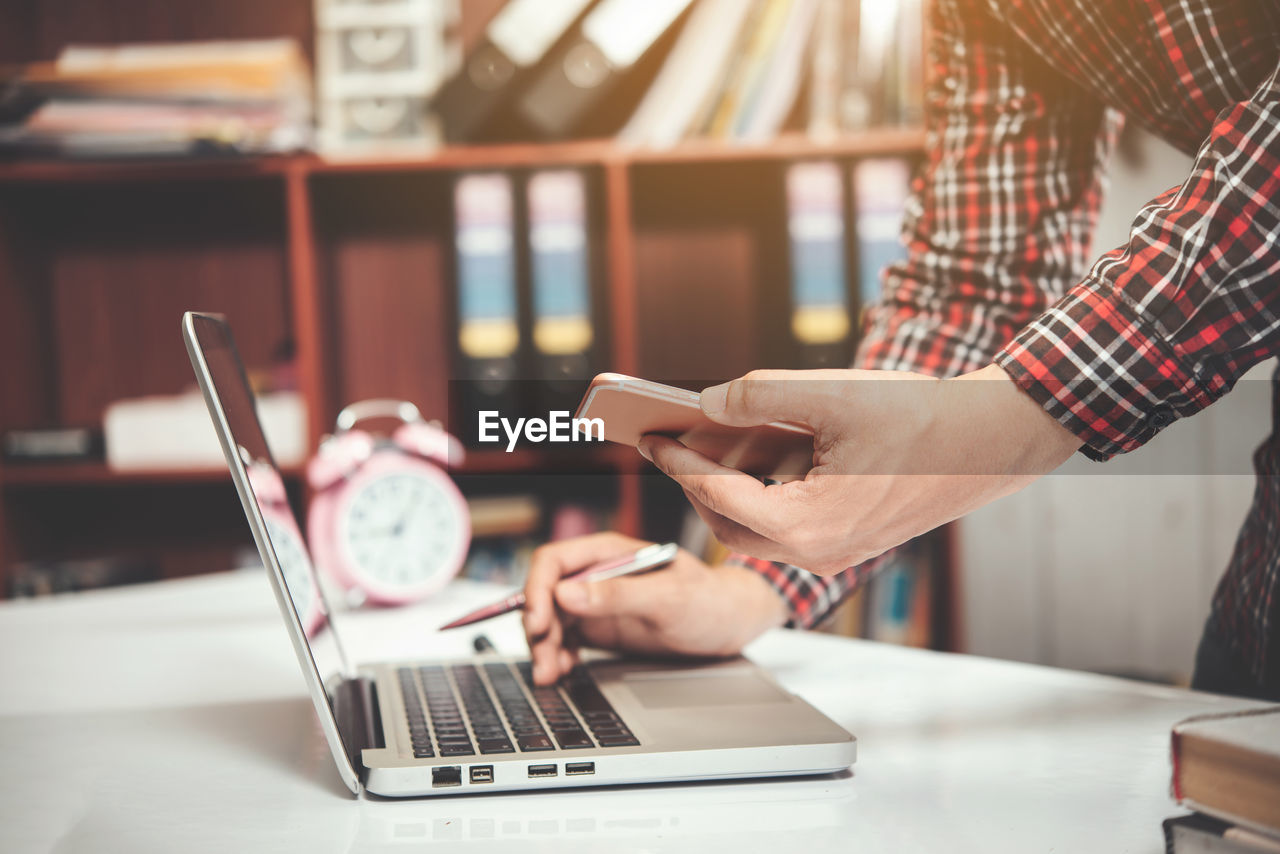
306, 139, 619, 175
624, 127, 927, 165
0, 463, 303, 488
0, 128, 925, 185
0, 123, 926, 607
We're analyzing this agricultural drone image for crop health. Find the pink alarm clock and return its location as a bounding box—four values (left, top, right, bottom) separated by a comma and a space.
307, 400, 470, 607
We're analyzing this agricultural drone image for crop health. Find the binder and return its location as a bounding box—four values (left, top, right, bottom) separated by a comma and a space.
454, 172, 521, 445
432, 0, 596, 143
786, 160, 853, 368
526, 169, 598, 413
852, 157, 911, 311
734, 0, 821, 141
617, 0, 756, 148
806, 0, 844, 140
518, 0, 695, 139
893, 0, 925, 127
687, 0, 770, 137
703, 0, 792, 139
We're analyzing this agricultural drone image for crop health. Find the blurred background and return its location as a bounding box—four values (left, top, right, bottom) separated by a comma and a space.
0, 0, 1258, 687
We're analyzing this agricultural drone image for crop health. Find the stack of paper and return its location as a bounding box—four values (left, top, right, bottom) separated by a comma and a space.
0, 39, 312, 158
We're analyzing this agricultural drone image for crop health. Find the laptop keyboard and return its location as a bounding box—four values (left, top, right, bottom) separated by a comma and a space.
397, 661, 638, 760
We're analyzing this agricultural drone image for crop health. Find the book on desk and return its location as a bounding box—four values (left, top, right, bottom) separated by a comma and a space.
1168, 706, 1280, 852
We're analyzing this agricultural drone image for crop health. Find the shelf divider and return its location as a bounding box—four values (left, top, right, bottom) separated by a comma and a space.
284, 163, 329, 451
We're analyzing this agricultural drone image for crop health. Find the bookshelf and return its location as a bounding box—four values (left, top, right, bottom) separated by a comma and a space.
0, 1, 951, 651
0, 134, 925, 574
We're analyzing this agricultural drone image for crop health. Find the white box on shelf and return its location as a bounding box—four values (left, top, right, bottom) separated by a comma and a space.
313, 0, 460, 156
315, 0, 438, 30
318, 94, 441, 155
317, 24, 445, 96
103, 391, 307, 471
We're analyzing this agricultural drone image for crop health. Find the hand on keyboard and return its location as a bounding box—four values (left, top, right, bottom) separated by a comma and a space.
521, 532, 789, 686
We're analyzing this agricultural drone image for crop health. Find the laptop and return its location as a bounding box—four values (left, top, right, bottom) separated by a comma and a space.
183, 311, 855, 797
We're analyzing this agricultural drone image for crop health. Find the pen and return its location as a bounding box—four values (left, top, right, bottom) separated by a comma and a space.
438, 542, 679, 631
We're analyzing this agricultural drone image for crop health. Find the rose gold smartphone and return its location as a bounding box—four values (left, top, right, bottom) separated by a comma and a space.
575, 373, 814, 480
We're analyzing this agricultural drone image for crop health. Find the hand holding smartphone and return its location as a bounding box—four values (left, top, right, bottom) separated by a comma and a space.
575, 373, 814, 480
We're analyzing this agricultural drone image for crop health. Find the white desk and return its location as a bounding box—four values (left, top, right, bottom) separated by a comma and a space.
0, 570, 1263, 853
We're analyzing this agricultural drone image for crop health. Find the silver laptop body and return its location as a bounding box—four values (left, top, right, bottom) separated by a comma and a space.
183, 311, 855, 798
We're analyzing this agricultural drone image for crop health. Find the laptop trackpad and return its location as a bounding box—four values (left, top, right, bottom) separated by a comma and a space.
622, 671, 790, 709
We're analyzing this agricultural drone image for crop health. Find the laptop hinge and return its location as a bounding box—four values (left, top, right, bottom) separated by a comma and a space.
332, 675, 381, 785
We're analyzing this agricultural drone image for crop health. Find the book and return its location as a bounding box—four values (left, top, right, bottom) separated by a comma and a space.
848, 0, 899, 129
518, 0, 695, 139
786, 160, 853, 368
616, 0, 757, 149
1164, 814, 1280, 854
806, 0, 845, 140
2, 39, 312, 158
433, 0, 596, 143
893, 0, 925, 128
865, 549, 915, 645
836, 0, 868, 130
686, 0, 769, 138
2, 426, 102, 464
453, 172, 521, 445
703, 0, 793, 139
1172, 707, 1280, 837
733, 0, 821, 142
852, 156, 912, 311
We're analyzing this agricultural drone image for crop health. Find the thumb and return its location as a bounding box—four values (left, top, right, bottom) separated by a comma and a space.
554, 575, 660, 619
700, 370, 834, 429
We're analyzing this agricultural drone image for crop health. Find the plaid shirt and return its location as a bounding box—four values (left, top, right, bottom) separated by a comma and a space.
733, 0, 1280, 690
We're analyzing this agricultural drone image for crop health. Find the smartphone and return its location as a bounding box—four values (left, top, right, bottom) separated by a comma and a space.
575, 373, 813, 480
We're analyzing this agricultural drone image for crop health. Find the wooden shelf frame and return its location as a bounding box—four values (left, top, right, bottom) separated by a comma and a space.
0, 128, 925, 184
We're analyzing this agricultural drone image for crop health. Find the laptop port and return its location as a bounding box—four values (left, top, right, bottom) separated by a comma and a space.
565, 762, 595, 776
527, 764, 557, 778
469, 765, 493, 784
432, 766, 462, 788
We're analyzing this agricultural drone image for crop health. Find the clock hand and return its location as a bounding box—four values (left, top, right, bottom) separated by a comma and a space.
389, 490, 424, 538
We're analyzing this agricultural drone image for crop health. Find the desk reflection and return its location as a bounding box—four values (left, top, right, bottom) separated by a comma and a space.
352, 771, 855, 850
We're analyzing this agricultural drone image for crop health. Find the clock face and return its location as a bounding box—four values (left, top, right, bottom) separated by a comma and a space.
338, 465, 468, 593
264, 514, 319, 630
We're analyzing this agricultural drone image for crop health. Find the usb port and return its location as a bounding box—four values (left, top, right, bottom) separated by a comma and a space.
469, 765, 493, 784
527, 763, 557, 778
432, 766, 462, 788
565, 762, 595, 776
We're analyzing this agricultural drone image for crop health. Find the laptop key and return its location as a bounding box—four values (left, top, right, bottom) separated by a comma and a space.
554, 731, 594, 749
477, 738, 515, 754
517, 734, 555, 751
597, 734, 640, 747
440, 744, 475, 756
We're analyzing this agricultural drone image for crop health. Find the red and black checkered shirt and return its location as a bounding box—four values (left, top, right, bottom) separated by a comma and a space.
732, 0, 1280, 690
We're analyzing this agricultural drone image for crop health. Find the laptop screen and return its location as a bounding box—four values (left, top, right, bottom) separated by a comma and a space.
183, 312, 361, 789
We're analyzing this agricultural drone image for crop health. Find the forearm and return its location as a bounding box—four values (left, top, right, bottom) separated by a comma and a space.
996, 59, 1280, 459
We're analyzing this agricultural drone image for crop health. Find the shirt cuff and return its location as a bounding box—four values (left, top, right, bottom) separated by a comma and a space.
994, 279, 1218, 461
722, 552, 877, 630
